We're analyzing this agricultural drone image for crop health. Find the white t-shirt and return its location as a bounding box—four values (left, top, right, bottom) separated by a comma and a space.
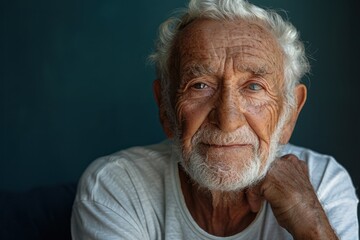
71, 141, 359, 239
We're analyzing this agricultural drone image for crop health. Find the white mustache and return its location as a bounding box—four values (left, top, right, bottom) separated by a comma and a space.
192, 125, 258, 146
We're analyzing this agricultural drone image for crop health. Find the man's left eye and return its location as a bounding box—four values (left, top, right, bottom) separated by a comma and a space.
192, 82, 208, 89
247, 83, 263, 91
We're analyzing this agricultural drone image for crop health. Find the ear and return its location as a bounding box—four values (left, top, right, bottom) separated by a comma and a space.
153, 79, 174, 138
279, 84, 307, 144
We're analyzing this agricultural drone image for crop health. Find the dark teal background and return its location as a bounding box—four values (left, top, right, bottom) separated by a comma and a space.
1, 0, 359, 205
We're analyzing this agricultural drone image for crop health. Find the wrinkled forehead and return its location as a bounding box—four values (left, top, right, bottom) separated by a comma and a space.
176, 18, 284, 76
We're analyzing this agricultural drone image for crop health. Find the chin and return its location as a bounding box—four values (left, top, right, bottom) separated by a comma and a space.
180, 147, 268, 192
174, 110, 288, 192
177, 139, 283, 192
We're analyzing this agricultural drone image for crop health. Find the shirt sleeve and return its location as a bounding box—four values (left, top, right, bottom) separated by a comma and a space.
70, 156, 154, 240
314, 156, 359, 240
71, 200, 148, 240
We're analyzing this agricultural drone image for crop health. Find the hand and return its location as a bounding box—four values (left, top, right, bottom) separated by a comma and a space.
246, 154, 338, 239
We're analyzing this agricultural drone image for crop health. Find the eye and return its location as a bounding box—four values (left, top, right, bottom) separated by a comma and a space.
192, 82, 208, 89
247, 82, 263, 91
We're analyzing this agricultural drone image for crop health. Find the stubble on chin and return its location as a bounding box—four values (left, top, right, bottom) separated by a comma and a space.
174, 108, 289, 193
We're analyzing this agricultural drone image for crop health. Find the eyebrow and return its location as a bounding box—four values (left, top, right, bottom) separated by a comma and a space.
182, 63, 216, 78
236, 63, 271, 76
181, 62, 272, 80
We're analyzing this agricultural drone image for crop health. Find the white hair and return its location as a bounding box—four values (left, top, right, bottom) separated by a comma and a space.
149, 0, 310, 129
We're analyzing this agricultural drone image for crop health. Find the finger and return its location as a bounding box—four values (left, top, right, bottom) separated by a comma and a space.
278, 154, 309, 177
279, 154, 304, 165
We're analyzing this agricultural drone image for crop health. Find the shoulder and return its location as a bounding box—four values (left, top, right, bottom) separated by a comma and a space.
282, 143, 358, 204
282, 143, 335, 166
72, 141, 172, 239
75, 141, 172, 203
282, 144, 345, 176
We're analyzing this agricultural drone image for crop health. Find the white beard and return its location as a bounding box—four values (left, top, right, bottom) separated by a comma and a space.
174, 109, 289, 192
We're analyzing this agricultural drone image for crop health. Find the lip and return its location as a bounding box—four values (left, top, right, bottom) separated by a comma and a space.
198, 143, 253, 159
203, 143, 251, 148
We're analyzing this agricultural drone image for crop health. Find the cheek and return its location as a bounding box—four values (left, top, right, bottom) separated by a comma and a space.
244, 101, 281, 144
175, 98, 213, 150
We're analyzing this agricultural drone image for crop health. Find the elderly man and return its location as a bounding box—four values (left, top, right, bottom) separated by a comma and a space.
71, 0, 358, 239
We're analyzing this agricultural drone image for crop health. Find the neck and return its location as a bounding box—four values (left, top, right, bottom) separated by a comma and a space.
179, 166, 259, 237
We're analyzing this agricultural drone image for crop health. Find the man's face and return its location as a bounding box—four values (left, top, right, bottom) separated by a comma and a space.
170, 19, 288, 191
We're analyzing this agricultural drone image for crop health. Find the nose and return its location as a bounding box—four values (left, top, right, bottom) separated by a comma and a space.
210, 86, 246, 132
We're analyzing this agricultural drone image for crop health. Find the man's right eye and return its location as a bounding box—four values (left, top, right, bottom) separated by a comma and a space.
192, 83, 208, 89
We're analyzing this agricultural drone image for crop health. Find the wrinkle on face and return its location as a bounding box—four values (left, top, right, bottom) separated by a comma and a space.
173, 18, 286, 165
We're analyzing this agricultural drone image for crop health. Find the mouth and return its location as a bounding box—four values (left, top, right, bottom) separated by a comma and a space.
198, 143, 254, 155
196, 142, 254, 163
202, 143, 252, 149
205, 143, 251, 148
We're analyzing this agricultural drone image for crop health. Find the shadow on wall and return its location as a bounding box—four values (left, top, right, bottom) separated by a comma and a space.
1, 0, 170, 191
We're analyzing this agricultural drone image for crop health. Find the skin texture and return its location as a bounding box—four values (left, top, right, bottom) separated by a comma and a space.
154, 18, 337, 239
175, 18, 284, 164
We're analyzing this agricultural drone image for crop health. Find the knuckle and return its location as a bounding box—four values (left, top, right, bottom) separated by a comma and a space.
282, 154, 298, 161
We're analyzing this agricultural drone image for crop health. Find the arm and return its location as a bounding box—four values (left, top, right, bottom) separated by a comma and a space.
263, 155, 337, 239
248, 154, 358, 240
